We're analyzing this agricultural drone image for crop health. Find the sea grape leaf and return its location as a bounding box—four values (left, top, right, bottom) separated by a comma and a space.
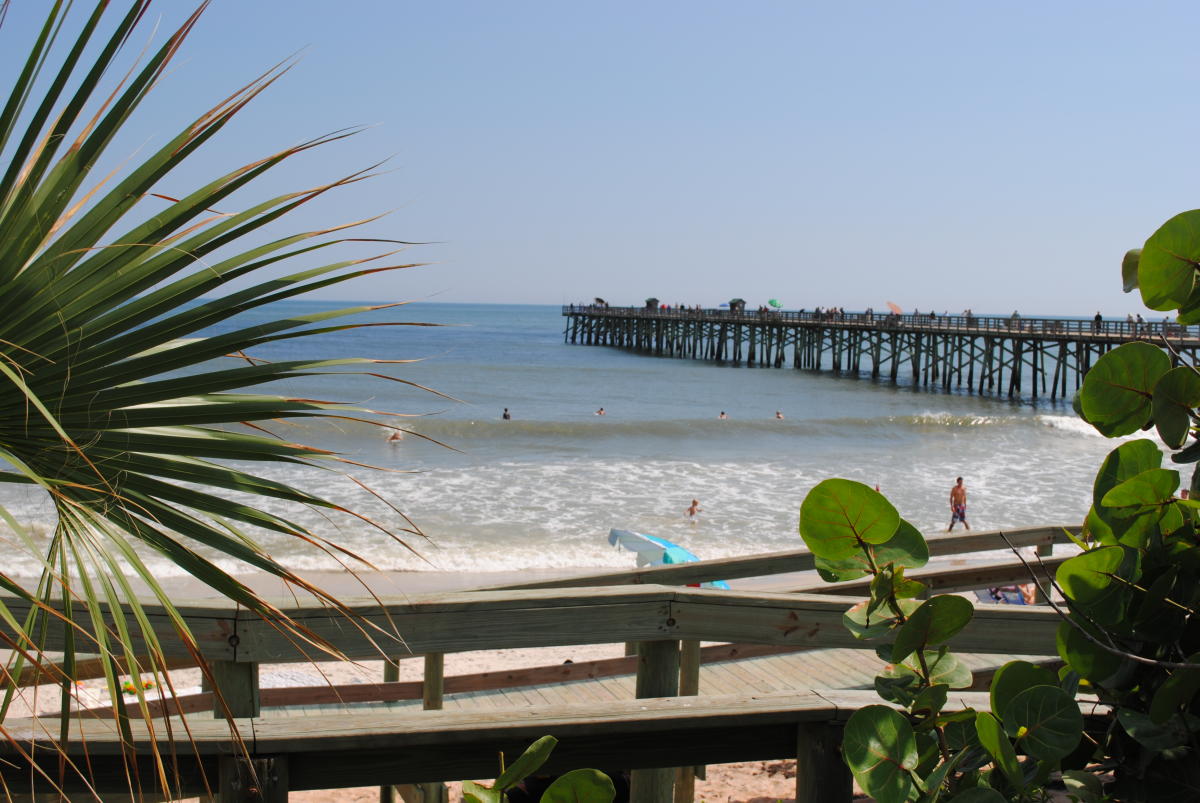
842, 705, 918, 802
1149, 652, 1200, 724
911, 683, 949, 719
1056, 620, 1126, 686
990, 660, 1057, 724
1055, 546, 1134, 625
884, 647, 973, 689
815, 517, 928, 581
874, 673, 917, 706
493, 735, 557, 790
540, 769, 617, 802
890, 595, 974, 663
844, 598, 920, 641
1118, 708, 1200, 755
1122, 248, 1142, 293
1061, 769, 1104, 801
1139, 209, 1200, 310
1004, 685, 1083, 761
1083, 506, 1115, 545
1094, 440, 1163, 510
1101, 468, 1179, 510
799, 479, 900, 560
1079, 343, 1171, 436
975, 712, 1022, 792
461, 782, 503, 803
1153, 367, 1200, 448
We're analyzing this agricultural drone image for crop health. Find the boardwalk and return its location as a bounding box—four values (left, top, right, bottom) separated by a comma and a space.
563, 305, 1200, 398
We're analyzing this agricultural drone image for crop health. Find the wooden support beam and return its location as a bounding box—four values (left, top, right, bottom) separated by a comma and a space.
209, 660, 259, 718
219, 755, 287, 803
631, 640, 682, 803
795, 723, 851, 803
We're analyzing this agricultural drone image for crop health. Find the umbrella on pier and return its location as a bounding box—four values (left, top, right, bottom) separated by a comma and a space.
768, 299, 783, 309
608, 528, 731, 589
594, 297, 607, 306
886, 301, 903, 315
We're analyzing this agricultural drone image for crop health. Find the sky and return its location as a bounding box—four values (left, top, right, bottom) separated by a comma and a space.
5, 1, 1200, 315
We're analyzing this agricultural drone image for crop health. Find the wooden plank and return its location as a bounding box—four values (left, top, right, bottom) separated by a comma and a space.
210, 660, 259, 718
772, 554, 1068, 596
477, 526, 1079, 592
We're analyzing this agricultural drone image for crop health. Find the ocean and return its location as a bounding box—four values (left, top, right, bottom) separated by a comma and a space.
1, 302, 1132, 578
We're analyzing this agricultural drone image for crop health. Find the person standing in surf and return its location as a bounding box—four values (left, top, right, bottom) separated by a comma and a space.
948, 477, 969, 531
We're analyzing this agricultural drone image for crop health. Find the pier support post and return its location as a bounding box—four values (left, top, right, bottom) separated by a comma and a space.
795, 722, 851, 803
631, 640, 681, 803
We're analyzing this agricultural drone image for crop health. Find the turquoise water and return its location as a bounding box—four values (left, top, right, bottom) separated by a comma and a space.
1, 302, 1133, 577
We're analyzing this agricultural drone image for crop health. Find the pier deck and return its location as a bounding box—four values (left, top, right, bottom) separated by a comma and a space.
562, 305, 1200, 398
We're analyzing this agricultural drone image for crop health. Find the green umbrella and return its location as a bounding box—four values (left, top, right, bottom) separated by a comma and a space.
768, 299, 783, 308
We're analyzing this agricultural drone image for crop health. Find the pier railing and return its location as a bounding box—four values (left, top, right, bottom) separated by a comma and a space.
563, 304, 1200, 341
1, 525, 1077, 801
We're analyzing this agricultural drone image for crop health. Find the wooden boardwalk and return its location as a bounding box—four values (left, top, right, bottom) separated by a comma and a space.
261, 646, 1053, 718
562, 305, 1200, 398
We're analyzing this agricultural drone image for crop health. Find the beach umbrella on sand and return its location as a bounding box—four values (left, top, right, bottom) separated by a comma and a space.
608, 529, 731, 589
886, 301, 903, 315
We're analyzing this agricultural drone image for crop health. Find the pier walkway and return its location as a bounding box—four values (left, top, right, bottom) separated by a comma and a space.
562, 305, 1200, 398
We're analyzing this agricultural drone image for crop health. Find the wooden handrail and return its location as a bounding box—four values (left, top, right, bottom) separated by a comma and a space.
479, 525, 1079, 591
563, 305, 1200, 343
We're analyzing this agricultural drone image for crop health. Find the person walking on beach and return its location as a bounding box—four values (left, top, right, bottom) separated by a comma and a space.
502, 408, 511, 420
685, 499, 702, 521
947, 477, 969, 531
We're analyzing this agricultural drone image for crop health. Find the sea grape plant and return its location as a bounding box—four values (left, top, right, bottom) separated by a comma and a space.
796, 208, 1200, 801
799, 479, 1084, 801
460, 735, 616, 803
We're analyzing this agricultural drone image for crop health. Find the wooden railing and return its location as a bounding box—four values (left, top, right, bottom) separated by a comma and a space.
564, 304, 1200, 342
0, 525, 1078, 801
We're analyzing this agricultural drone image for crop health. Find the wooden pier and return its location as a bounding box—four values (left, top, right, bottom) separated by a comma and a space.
562, 305, 1200, 398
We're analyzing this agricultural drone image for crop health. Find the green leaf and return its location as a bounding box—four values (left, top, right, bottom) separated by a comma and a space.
884, 648, 974, 689
1118, 708, 1200, 755
540, 768, 617, 802
1079, 343, 1171, 436
1122, 248, 1142, 293
799, 479, 900, 560
911, 683, 949, 719
1150, 652, 1200, 724
1101, 468, 1180, 509
975, 712, 1022, 792
815, 518, 929, 581
1003, 685, 1083, 761
1153, 367, 1200, 448
1139, 210, 1200, 310
493, 735, 558, 791
890, 595, 974, 663
844, 597, 920, 641
1061, 769, 1103, 802
843, 705, 918, 802
461, 782, 503, 803
1056, 620, 1127, 686
947, 788, 1008, 802
1056, 546, 1134, 625
990, 660, 1057, 724
1094, 440, 1164, 509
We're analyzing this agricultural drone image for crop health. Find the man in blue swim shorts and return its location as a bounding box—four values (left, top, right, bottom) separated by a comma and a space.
948, 476, 970, 532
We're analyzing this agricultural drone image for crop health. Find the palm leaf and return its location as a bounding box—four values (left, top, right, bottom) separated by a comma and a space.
0, 2, 434, 795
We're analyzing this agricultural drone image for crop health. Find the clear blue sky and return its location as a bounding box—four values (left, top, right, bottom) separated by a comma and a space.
5, 2, 1200, 315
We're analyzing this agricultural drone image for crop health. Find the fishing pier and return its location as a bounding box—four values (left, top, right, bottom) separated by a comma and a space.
562, 305, 1200, 399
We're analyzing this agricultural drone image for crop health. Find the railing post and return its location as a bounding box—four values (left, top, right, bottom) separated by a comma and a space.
209, 660, 259, 718
381, 657, 402, 803
631, 640, 681, 803
674, 640, 702, 803
795, 722, 851, 803
218, 755, 287, 802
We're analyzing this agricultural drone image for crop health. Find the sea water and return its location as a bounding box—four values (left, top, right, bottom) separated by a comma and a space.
0, 302, 1134, 578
